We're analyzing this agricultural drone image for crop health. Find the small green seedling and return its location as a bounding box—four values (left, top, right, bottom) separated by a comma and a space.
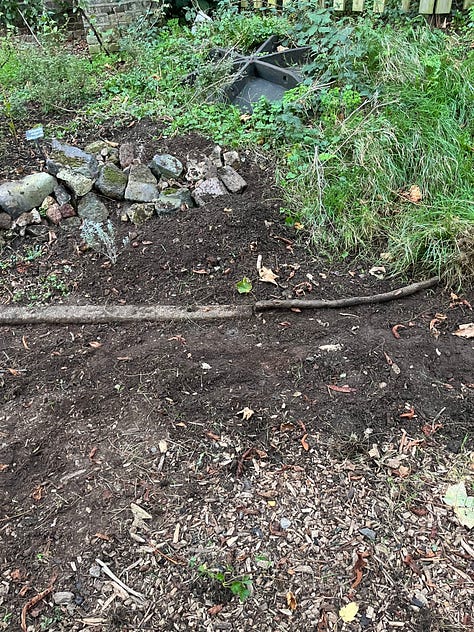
192, 561, 252, 602
236, 277, 252, 294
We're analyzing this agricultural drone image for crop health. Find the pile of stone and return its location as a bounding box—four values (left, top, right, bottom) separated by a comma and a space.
0, 139, 247, 245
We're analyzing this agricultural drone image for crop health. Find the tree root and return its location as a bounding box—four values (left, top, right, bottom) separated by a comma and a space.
254, 277, 439, 311
0, 278, 439, 325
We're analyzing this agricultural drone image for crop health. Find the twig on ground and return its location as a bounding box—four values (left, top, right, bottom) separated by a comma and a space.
95, 558, 146, 602
20, 573, 57, 632
255, 277, 439, 311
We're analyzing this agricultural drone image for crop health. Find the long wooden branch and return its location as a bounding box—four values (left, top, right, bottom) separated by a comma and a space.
254, 277, 439, 311
0, 304, 253, 325
0, 278, 439, 325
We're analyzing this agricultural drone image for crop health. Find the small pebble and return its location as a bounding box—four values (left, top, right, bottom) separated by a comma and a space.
280, 517, 291, 530
53, 591, 75, 605
89, 565, 101, 578
359, 527, 376, 541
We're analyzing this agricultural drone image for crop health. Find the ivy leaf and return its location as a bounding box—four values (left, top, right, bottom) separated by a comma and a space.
236, 277, 252, 294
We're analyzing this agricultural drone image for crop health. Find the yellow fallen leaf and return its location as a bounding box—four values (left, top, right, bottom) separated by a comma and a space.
408, 184, 422, 202
339, 602, 359, 623
286, 591, 297, 610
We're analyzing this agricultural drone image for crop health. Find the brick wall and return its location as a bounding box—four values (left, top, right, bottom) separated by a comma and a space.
81, 0, 152, 55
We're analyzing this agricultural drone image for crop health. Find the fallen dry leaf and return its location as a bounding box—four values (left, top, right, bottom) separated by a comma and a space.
208, 604, 223, 616
301, 434, 309, 451
453, 323, 474, 338
94, 532, 113, 541
403, 553, 422, 576
398, 465, 410, 477
410, 506, 428, 517
259, 266, 279, 285
205, 431, 220, 441
10, 569, 22, 581
351, 551, 370, 589
400, 407, 416, 419
408, 184, 422, 202
0, 463, 9, 472
327, 384, 356, 393
88, 341, 103, 349
7, 368, 21, 376
421, 423, 442, 437
237, 407, 254, 421
391, 324, 406, 339
286, 591, 297, 611
31, 485, 44, 501
449, 293, 472, 310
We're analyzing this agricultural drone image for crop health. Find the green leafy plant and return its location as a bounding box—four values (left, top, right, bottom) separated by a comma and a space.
192, 561, 252, 602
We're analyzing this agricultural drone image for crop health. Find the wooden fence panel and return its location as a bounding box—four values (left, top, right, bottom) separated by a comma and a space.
239, 0, 469, 13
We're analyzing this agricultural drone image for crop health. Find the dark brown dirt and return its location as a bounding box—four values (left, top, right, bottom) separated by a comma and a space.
1, 118, 473, 632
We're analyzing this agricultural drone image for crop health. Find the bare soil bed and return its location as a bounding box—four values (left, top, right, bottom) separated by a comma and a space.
1, 118, 473, 632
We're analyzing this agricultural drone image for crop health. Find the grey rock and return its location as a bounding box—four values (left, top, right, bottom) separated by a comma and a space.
359, 527, 376, 541
77, 193, 109, 223
57, 169, 94, 197
46, 203, 62, 225
46, 140, 99, 179
96, 163, 128, 200
40, 195, 56, 211
209, 145, 223, 168
193, 177, 228, 206
223, 150, 240, 168
61, 217, 82, 232
15, 209, 41, 228
157, 188, 194, 212
150, 153, 183, 180
218, 166, 247, 193
0, 172, 57, 219
124, 164, 159, 202
53, 591, 75, 605
0, 213, 12, 230
126, 203, 156, 225
54, 184, 71, 206
89, 564, 101, 578
119, 142, 145, 169
60, 203, 76, 219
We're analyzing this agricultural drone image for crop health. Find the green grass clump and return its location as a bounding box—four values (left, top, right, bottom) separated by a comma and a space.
278, 20, 474, 283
